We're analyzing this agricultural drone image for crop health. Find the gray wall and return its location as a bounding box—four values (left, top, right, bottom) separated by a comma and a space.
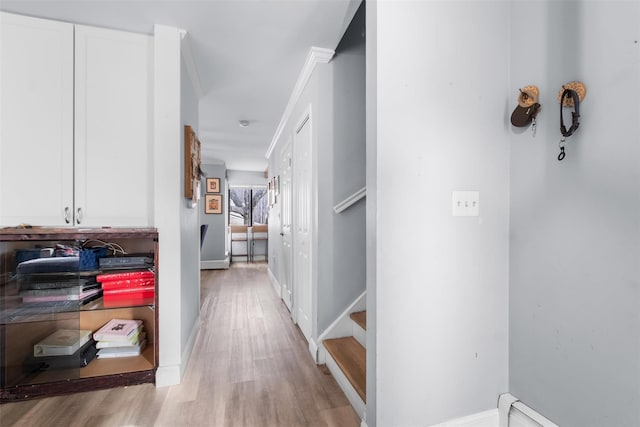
321, 0, 366, 336
179, 52, 201, 354
200, 163, 227, 262
509, 2, 640, 426
373, 2, 510, 424
267, 3, 366, 342
314, 63, 336, 338
181, 58, 198, 136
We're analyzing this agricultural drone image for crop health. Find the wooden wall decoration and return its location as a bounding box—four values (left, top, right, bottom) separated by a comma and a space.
184, 125, 201, 205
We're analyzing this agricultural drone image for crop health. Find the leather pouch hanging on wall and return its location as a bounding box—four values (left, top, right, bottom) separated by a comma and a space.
511, 85, 541, 128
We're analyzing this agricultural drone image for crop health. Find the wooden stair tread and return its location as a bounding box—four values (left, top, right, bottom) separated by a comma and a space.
350, 311, 366, 330
323, 337, 366, 403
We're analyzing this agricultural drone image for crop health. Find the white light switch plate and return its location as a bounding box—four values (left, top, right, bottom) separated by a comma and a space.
452, 191, 479, 216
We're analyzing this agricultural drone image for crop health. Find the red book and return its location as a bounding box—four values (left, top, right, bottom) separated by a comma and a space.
102, 297, 154, 308
96, 271, 154, 283
103, 285, 155, 297
101, 278, 154, 290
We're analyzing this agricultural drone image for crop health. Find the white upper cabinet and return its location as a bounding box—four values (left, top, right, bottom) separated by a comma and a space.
0, 13, 153, 227
74, 25, 153, 227
0, 12, 74, 226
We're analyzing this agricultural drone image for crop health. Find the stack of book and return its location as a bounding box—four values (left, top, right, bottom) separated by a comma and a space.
17, 268, 102, 312
96, 270, 155, 305
93, 318, 147, 358
23, 329, 97, 373
19, 276, 102, 306
16, 255, 102, 311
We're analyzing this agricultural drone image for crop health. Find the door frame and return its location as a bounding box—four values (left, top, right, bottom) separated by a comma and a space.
280, 137, 294, 312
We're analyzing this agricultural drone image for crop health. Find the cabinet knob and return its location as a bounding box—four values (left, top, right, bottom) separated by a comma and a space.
76, 207, 83, 225
64, 207, 71, 224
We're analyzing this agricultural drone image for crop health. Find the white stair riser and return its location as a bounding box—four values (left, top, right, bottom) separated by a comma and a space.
352, 321, 366, 348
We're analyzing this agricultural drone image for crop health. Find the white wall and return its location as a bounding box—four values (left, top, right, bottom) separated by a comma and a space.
365, 2, 377, 424
373, 2, 510, 425
154, 24, 200, 387
509, 2, 640, 426
227, 169, 267, 187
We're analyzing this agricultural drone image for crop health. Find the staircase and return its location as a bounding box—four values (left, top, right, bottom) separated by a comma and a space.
322, 310, 367, 420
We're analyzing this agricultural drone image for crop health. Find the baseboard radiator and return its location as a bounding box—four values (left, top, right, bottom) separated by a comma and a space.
428, 393, 559, 427
498, 393, 559, 427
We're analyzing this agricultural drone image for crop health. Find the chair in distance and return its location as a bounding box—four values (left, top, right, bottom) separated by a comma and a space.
250, 224, 268, 263
229, 225, 250, 262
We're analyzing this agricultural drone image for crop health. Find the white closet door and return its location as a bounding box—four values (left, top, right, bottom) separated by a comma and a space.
293, 111, 313, 342
74, 25, 153, 227
0, 12, 74, 227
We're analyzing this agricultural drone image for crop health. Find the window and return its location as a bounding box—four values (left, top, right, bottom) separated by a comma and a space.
229, 187, 268, 225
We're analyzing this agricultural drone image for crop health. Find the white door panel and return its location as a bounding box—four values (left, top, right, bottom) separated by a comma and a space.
293, 112, 312, 341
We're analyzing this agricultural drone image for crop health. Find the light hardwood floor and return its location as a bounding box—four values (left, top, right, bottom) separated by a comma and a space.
0, 263, 360, 427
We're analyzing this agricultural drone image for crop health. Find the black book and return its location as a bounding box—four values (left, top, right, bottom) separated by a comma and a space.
23, 339, 98, 373
99, 255, 153, 270
18, 276, 97, 291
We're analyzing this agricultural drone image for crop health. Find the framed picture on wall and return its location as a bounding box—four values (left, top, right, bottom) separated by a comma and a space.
206, 177, 220, 193
184, 125, 201, 206
205, 194, 222, 214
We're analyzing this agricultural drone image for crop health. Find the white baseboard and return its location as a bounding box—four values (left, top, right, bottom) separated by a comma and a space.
317, 345, 327, 364
156, 316, 201, 388
308, 338, 319, 362
155, 364, 181, 387
324, 345, 366, 419
425, 394, 557, 427
360, 421, 368, 427
268, 268, 281, 298
498, 393, 559, 427
200, 257, 229, 270
180, 315, 200, 378
429, 409, 498, 427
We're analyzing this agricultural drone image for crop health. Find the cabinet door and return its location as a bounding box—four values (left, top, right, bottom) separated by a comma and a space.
74, 26, 153, 227
0, 12, 74, 227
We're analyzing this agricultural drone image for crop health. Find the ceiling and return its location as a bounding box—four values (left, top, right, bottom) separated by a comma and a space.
0, 0, 360, 172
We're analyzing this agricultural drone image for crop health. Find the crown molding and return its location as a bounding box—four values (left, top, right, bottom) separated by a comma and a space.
265, 46, 335, 159
180, 30, 204, 99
